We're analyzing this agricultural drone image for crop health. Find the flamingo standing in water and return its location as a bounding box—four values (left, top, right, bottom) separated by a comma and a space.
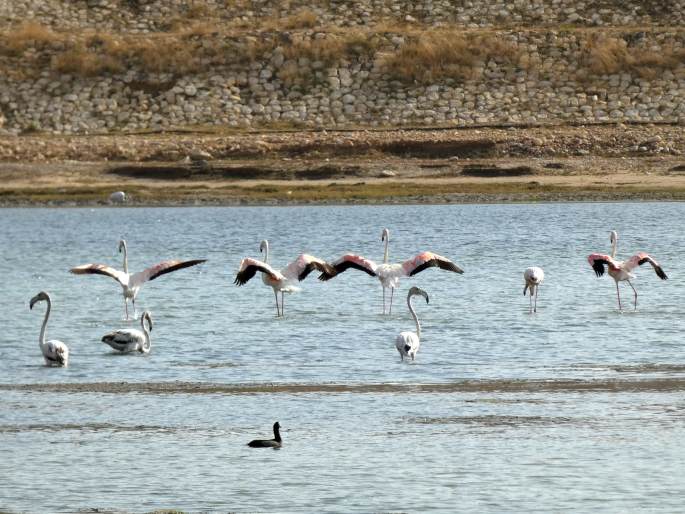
234, 240, 335, 317
587, 230, 667, 310
523, 267, 544, 314
70, 239, 206, 319
395, 286, 429, 361
29, 291, 69, 367
319, 228, 463, 314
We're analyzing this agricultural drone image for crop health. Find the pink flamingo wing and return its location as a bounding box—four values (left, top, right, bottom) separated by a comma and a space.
69, 263, 129, 285
403, 251, 464, 276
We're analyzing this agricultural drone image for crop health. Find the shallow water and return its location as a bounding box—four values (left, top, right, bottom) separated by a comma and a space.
1, 203, 684, 513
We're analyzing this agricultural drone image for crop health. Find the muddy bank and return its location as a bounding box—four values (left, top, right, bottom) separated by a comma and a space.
1, 124, 685, 205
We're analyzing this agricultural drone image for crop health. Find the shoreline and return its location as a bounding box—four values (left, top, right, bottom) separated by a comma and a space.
1, 124, 684, 206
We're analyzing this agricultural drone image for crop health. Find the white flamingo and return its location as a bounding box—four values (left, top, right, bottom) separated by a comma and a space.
29, 291, 69, 367
523, 267, 545, 314
234, 240, 335, 317
588, 230, 667, 310
395, 286, 429, 361
102, 311, 152, 353
70, 239, 206, 319
320, 228, 463, 314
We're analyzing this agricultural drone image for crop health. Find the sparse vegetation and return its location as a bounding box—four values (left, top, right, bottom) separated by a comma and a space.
579, 33, 685, 78
279, 9, 319, 30
0, 21, 60, 54
1, 21, 683, 86
381, 30, 522, 84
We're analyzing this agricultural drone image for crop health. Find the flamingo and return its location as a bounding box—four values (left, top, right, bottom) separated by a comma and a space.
396, 286, 429, 361
29, 291, 69, 367
234, 240, 335, 317
102, 311, 152, 353
587, 230, 667, 310
319, 228, 463, 314
247, 421, 282, 448
70, 239, 206, 319
523, 267, 544, 313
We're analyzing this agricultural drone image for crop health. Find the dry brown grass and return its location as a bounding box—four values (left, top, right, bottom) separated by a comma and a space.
52, 43, 124, 76
381, 30, 521, 84
580, 34, 685, 78
0, 21, 60, 54
280, 9, 319, 30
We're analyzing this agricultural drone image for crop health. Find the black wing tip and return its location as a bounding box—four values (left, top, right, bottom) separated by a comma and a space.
591, 260, 606, 277
297, 267, 312, 281
317, 271, 336, 281
298, 263, 335, 281
449, 264, 465, 274
233, 271, 248, 286
656, 266, 668, 280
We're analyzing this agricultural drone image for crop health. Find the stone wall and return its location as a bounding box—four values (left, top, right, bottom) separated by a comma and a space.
0, 1, 684, 134
1, 0, 684, 31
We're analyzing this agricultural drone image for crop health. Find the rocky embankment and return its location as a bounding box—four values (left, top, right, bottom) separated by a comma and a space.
0, 124, 683, 163
0, 0, 684, 134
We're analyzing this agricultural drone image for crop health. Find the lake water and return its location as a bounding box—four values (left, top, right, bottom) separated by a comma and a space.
1, 203, 684, 513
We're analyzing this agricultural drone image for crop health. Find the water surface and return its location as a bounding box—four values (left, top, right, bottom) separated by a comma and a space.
1, 203, 684, 512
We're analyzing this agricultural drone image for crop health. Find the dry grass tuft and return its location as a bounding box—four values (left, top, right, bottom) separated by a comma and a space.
281, 31, 380, 63
280, 9, 319, 30
52, 43, 124, 76
381, 30, 521, 84
580, 34, 685, 78
0, 21, 60, 54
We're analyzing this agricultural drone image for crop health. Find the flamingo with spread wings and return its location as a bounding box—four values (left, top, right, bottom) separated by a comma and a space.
234, 240, 335, 317
587, 230, 667, 310
319, 228, 463, 314
70, 239, 206, 319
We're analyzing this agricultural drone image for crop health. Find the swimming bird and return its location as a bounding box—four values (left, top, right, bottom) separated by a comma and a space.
102, 311, 152, 353
319, 228, 463, 314
523, 267, 544, 313
247, 421, 282, 448
29, 291, 69, 367
70, 239, 206, 319
587, 230, 667, 310
396, 287, 429, 361
234, 240, 335, 317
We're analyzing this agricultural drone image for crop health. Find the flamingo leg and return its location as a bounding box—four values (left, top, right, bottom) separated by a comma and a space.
534, 286, 539, 313
389, 287, 395, 315
124, 296, 129, 320
281, 291, 285, 317
382, 287, 386, 315
627, 280, 638, 310
615, 280, 622, 311
273, 289, 280, 317
132, 298, 136, 319
528, 287, 533, 314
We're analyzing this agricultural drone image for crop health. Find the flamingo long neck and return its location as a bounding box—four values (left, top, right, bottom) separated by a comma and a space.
39, 298, 51, 347
141, 316, 151, 352
263, 240, 270, 264
611, 237, 617, 259
383, 234, 389, 264
121, 241, 129, 274
408, 296, 421, 340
